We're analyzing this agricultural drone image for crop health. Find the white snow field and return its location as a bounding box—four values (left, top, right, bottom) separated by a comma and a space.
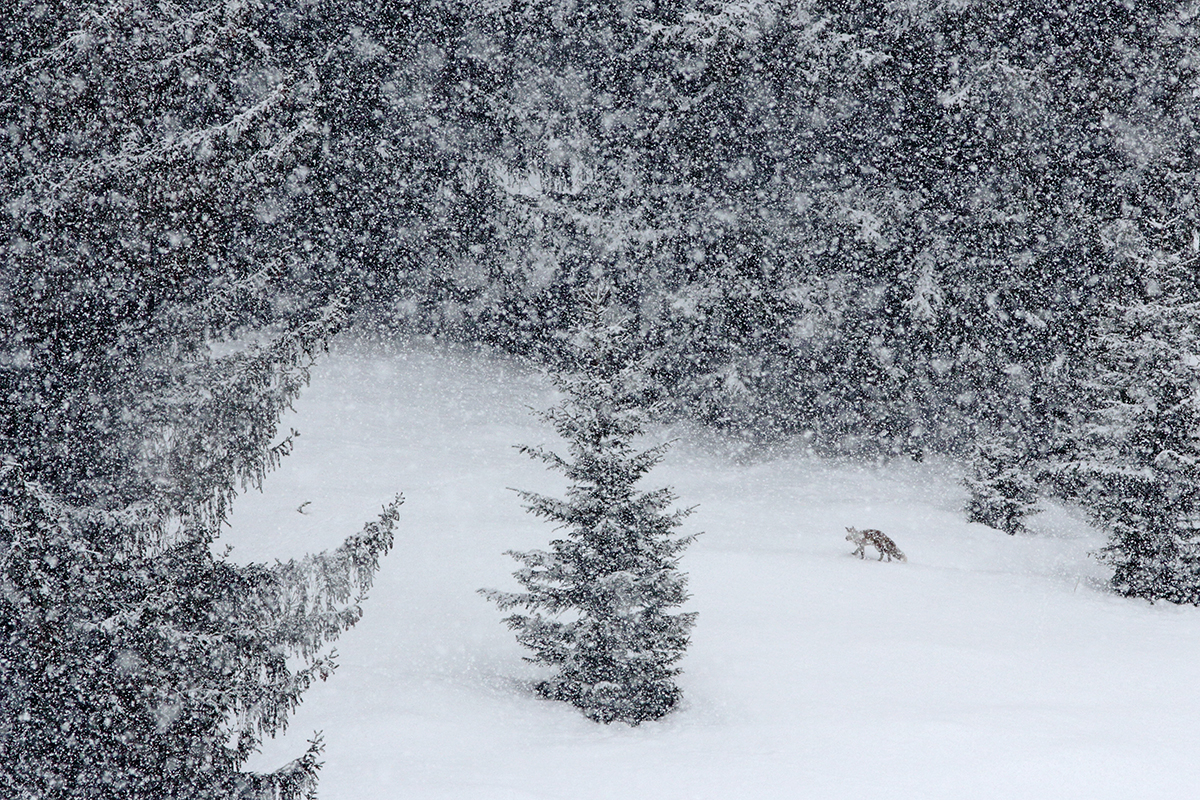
225, 337, 1200, 800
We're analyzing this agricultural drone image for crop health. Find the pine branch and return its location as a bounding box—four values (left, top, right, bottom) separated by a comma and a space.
254, 495, 402, 661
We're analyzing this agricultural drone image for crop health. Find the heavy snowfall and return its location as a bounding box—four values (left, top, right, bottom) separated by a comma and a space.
4, 2, 1200, 798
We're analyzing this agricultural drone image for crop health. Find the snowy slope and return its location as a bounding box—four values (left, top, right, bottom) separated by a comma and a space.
224, 337, 1200, 800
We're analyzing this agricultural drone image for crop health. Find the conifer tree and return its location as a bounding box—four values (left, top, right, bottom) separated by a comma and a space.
963, 431, 1040, 535
483, 290, 697, 725
3, 5, 415, 793
1056, 235, 1200, 604
1064, 270, 1200, 603
0, 279, 400, 797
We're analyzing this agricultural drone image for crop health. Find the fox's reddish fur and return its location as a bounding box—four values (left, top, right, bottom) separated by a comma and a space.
845, 526, 906, 562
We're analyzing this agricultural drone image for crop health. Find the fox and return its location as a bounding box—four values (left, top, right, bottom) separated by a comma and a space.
845, 526, 906, 562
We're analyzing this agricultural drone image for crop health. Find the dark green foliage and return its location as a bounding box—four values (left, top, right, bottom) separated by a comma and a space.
330, 0, 1200, 459
964, 434, 1040, 535
483, 293, 697, 724
1061, 288, 1200, 604
0, 303, 402, 798
1, 3, 405, 793
0, 464, 398, 799
13, 0, 1198, 456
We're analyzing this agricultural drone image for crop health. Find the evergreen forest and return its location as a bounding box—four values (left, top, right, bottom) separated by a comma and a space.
4, 0, 1200, 796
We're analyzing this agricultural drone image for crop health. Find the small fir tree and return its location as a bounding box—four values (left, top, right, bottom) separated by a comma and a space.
963, 431, 1040, 534
482, 294, 697, 724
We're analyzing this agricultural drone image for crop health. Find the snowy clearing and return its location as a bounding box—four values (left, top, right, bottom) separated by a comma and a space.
225, 338, 1200, 799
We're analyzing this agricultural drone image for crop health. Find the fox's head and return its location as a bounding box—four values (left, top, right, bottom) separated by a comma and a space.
845, 526, 858, 540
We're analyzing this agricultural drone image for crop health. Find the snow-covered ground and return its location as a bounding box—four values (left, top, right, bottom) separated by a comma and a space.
225, 337, 1200, 799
